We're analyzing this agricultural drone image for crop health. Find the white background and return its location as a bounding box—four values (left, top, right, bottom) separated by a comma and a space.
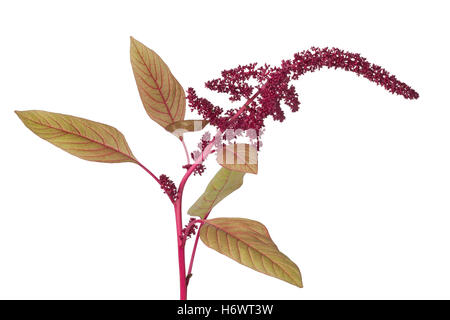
0, 0, 448, 299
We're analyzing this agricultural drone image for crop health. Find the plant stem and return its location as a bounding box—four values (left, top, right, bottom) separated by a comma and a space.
186, 214, 208, 287
136, 161, 160, 185
174, 198, 187, 300
180, 136, 191, 165
186, 230, 201, 285
174, 87, 265, 299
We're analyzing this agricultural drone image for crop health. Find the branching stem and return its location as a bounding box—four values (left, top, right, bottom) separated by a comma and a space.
174, 87, 264, 299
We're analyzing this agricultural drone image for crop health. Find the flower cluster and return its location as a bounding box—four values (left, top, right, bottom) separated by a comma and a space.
285, 47, 419, 99
188, 47, 419, 135
182, 132, 211, 175
159, 174, 178, 201
186, 88, 224, 129
182, 163, 205, 176
205, 63, 270, 101
181, 218, 199, 241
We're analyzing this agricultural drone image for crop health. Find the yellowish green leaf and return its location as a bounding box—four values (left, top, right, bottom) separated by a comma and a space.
15, 110, 138, 163
130, 37, 186, 129
188, 168, 245, 219
200, 218, 302, 287
165, 120, 208, 137
217, 143, 258, 174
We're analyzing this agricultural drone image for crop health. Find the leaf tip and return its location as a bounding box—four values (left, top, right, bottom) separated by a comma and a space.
292, 268, 303, 288
130, 36, 139, 52
130, 36, 142, 49
14, 110, 25, 120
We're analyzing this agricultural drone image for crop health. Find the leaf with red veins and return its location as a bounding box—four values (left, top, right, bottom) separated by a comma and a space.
130, 37, 186, 129
16, 110, 138, 164
200, 218, 303, 288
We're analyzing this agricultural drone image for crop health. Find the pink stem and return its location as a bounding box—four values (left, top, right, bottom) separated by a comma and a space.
186, 229, 201, 285
186, 214, 209, 287
136, 160, 160, 184
180, 136, 191, 165
174, 199, 187, 300
174, 87, 264, 300
136, 160, 177, 204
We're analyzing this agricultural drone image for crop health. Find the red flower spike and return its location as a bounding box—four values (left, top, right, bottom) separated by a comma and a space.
159, 174, 178, 201
190, 47, 418, 138
181, 218, 199, 241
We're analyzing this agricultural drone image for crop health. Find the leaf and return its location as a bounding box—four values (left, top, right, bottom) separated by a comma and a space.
15, 110, 138, 163
200, 218, 302, 287
188, 168, 245, 219
130, 37, 186, 129
216, 143, 258, 174
165, 120, 208, 137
